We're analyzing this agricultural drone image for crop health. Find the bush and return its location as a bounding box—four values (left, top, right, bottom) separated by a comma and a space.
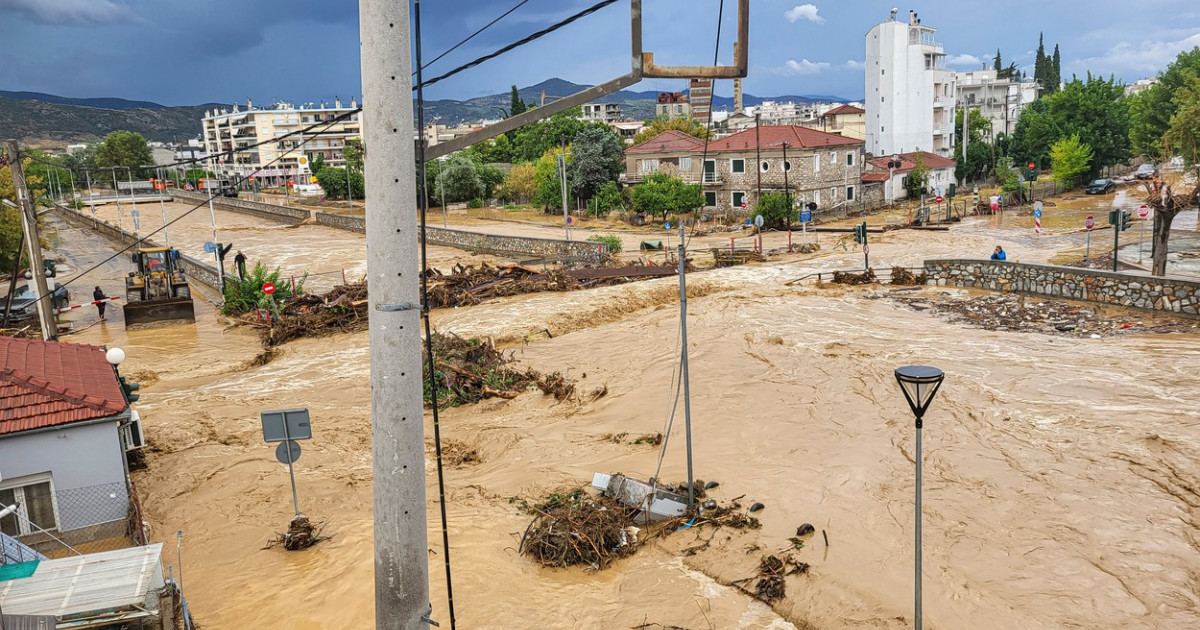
586, 234, 622, 254
221, 262, 301, 315
467, 197, 483, 209
588, 181, 624, 218
756, 192, 793, 229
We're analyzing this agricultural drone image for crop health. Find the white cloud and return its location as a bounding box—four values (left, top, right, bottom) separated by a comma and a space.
1074, 31, 1200, 76
843, 60, 865, 70
785, 4, 824, 24
0, 0, 132, 25
781, 59, 831, 75
946, 54, 984, 68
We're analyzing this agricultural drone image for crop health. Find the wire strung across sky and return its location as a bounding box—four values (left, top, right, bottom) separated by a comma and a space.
414, 0, 532, 75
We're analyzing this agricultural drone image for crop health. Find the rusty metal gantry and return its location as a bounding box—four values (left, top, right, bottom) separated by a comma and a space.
424, 0, 748, 160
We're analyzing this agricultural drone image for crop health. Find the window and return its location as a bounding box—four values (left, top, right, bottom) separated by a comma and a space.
846, 186, 856, 201
731, 158, 745, 173
0, 474, 57, 535
732, 191, 746, 208
881, 126, 885, 132
704, 191, 716, 207
846, 152, 855, 166
760, 161, 771, 172
830, 151, 837, 164
703, 159, 717, 183
813, 190, 821, 206
813, 154, 820, 174
881, 96, 885, 102
678, 157, 692, 172
640, 159, 659, 173
783, 161, 792, 172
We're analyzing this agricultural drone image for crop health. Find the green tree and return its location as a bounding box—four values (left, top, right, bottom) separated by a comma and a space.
955, 108, 991, 145
1165, 74, 1200, 166
587, 181, 624, 217
956, 141, 994, 183
532, 150, 566, 211
95, 131, 153, 176
309, 153, 325, 174
478, 163, 504, 200
632, 115, 711, 145
1, 162, 27, 272
993, 49, 1002, 73
630, 173, 699, 220
510, 85, 527, 118
1035, 33, 1048, 90
569, 126, 623, 203
1129, 47, 1200, 158
437, 156, 485, 202
1013, 73, 1129, 174
314, 167, 364, 199
473, 134, 514, 163
221, 262, 298, 315
511, 108, 599, 163
755, 192, 793, 229
1049, 133, 1094, 185
1051, 44, 1062, 93
905, 153, 930, 198
343, 138, 364, 171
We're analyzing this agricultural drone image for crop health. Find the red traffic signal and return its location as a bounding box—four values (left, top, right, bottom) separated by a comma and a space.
1027, 162, 1035, 170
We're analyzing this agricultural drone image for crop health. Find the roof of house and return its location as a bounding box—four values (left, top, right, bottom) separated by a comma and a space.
0, 337, 127, 436
861, 173, 891, 183
626, 130, 707, 154
866, 151, 957, 174
704, 125, 863, 152
821, 104, 865, 118
0, 543, 164, 618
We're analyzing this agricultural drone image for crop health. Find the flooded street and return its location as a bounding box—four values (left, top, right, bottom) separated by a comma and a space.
41, 192, 1200, 629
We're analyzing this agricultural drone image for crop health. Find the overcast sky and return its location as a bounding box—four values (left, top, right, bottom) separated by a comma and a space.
1, 0, 1197, 106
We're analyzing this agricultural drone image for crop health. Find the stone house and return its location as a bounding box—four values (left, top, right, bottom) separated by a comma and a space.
864, 151, 957, 203
0, 337, 142, 553
624, 126, 865, 216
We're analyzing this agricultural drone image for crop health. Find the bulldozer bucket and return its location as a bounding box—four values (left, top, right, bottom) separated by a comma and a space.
123, 297, 196, 327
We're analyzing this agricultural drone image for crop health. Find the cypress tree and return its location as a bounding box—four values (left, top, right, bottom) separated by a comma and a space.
1034, 33, 1047, 87
510, 85, 527, 117
1050, 44, 1062, 93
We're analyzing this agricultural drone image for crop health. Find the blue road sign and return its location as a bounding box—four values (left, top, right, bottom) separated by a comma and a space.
799, 210, 813, 223
1033, 208, 1043, 219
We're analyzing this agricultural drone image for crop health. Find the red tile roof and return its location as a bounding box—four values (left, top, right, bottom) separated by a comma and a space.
626, 130, 706, 154
704, 126, 863, 152
861, 173, 891, 182
866, 151, 957, 173
821, 104, 865, 117
0, 338, 126, 436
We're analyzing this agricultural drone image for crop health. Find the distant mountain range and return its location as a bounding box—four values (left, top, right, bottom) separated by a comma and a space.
0, 79, 853, 148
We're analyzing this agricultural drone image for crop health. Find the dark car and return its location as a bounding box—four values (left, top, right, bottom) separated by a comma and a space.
1, 283, 70, 322
1085, 178, 1116, 194
1134, 163, 1157, 180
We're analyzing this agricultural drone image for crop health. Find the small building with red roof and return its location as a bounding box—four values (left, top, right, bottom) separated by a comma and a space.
817, 104, 866, 141
864, 150, 957, 203
623, 125, 865, 214
1, 337, 138, 548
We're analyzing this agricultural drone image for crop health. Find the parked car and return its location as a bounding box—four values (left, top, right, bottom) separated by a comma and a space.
1085, 178, 1117, 194
1, 283, 70, 322
1134, 163, 1157, 179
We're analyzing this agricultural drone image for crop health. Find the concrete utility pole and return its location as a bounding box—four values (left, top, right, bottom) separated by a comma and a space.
359, 2, 432, 629
559, 136, 570, 240
5, 140, 57, 341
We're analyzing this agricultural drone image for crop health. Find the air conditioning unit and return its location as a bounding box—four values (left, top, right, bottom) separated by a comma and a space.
122, 410, 145, 452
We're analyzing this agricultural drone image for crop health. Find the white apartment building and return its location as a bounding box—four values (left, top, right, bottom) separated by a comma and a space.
865, 9, 956, 157
200, 98, 361, 186
954, 69, 1040, 138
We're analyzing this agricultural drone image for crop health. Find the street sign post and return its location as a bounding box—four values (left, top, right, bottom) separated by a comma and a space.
261, 408, 312, 516
1138, 204, 1150, 263
1085, 215, 1095, 264
1033, 201, 1043, 235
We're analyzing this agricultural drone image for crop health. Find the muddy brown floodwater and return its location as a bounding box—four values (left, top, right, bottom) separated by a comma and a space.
43, 200, 1200, 630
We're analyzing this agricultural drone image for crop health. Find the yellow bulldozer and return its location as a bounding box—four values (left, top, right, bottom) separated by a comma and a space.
124, 247, 196, 327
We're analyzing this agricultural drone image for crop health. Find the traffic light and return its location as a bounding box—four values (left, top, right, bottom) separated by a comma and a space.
119, 376, 140, 404
1108, 209, 1120, 226
1027, 162, 1035, 170
1120, 210, 1132, 232
854, 222, 867, 244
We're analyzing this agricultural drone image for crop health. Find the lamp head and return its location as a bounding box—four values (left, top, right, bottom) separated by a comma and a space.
895, 365, 945, 420
106, 347, 126, 366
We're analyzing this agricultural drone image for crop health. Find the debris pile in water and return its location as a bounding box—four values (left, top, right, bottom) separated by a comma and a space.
889, 266, 928, 286
423, 333, 578, 408
830, 269, 877, 285
423, 263, 578, 308
892, 293, 1199, 336
265, 515, 327, 551
247, 282, 369, 347
734, 553, 810, 603
519, 490, 638, 570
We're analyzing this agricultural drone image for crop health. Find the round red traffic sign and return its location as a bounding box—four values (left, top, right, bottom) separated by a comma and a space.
263, 282, 276, 295
1138, 204, 1150, 218
935, 195, 944, 204
1085, 215, 1095, 230
741, 201, 747, 208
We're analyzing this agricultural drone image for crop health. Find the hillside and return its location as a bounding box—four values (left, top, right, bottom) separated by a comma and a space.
0, 94, 218, 148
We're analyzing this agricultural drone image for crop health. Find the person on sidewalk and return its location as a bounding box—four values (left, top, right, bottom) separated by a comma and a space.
234, 250, 247, 279
991, 246, 1007, 261
93, 286, 107, 321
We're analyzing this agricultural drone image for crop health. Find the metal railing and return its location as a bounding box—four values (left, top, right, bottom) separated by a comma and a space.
2, 482, 141, 559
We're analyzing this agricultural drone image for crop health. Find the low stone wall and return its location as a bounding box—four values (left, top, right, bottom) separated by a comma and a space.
314, 212, 365, 233
924, 259, 1200, 317
53, 204, 231, 291
173, 190, 311, 224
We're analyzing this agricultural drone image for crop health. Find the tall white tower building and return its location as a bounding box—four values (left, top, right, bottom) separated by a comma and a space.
865, 9, 956, 157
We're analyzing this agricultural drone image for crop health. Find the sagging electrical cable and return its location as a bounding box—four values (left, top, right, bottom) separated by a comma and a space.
415, 0, 532, 75
413, 1, 457, 628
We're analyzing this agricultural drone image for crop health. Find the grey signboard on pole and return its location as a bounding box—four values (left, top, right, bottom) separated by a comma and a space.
261, 408, 312, 442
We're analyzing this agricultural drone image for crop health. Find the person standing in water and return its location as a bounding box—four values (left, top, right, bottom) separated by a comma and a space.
93, 286, 107, 321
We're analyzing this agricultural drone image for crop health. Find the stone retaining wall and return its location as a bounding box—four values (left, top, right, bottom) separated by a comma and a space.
53, 204, 231, 291
924, 259, 1200, 317
173, 190, 311, 224
314, 212, 365, 233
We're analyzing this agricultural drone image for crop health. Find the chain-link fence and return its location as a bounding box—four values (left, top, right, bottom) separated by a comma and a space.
2, 482, 142, 559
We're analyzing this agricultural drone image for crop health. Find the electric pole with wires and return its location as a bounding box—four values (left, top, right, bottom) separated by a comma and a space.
5, 140, 57, 341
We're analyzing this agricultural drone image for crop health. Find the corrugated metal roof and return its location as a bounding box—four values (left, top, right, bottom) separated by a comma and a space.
0, 544, 164, 618
0, 338, 126, 436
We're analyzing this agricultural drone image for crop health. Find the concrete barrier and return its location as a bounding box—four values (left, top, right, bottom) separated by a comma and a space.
924, 259, 1200, 317
52, 204, 232, 292
173, 190, 310, 224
